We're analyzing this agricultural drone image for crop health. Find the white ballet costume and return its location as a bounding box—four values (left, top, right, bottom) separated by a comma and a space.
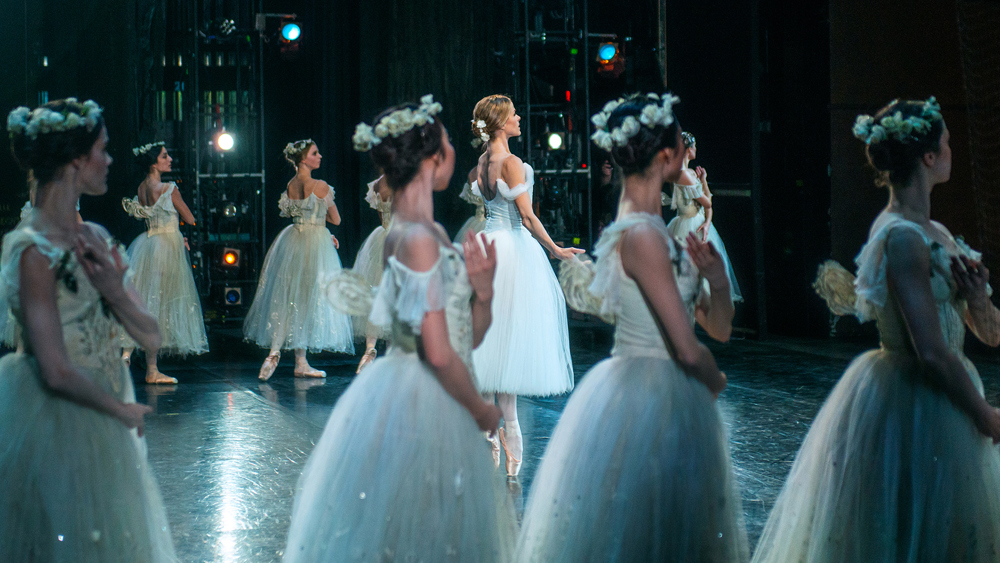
753, 215, 1000, 562
471, 163, 574, 396
122, 184, 208, 355
665, 180, 742, 302
517, 212, 749, 562
243, 190, 354, 353
351, 178, 392, 340
0, 222, 177, 562
454, 181, 486, 243
283, 234, 516, 562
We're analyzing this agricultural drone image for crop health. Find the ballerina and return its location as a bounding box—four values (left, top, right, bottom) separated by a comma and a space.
454, 166, 486, 243
244, 139, 354, 380
352, 173, 392, 373
283, 95, 514, 562
753, 96, 1000, 562
665, 132, 742, 302
121, 142, 208, 384
469, 94, 583, 478
516, 93, 747, 562
0, 99, 177, 561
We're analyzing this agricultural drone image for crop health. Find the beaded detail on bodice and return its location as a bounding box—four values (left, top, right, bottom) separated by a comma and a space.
279, 190, 335, 228
122, 184, 179, 236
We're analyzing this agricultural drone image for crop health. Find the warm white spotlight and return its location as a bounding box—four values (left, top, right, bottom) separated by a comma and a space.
216, 131, 235, 151
547, 132, 565, 150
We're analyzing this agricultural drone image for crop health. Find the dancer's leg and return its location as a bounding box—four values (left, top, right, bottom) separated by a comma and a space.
146, 350, 178, 384
258, 347, 280, 381
294, 348, 326, 378
498, 393, 522, 477
356, 335, 378, 373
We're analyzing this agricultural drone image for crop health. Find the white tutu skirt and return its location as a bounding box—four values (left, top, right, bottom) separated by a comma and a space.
472, 228, 573, 396
667, 210, 742, 302
244, 223, 354, 353
517, 354, 748, 562
352, 225, 388, 340
752, 349, 1000, 562
0, 353, 177, 562
125, 230, 208, 355
283, 349, 516, 562
454, 214, 486, 244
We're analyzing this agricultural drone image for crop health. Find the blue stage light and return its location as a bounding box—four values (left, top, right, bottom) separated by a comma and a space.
597, 43, 618, 63
281, 22, 301, 42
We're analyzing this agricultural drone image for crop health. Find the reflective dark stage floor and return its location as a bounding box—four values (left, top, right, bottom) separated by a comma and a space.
132, 327, 1000, 562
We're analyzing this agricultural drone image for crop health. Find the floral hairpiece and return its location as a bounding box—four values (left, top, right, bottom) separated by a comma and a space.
470, 119, 490, 148
132, 141, 165, 157
283, 139, 314, 159
353, 94, 444, 152
7, 98, 103, 140
590, 93, 680, 152
852, 96, 942, 145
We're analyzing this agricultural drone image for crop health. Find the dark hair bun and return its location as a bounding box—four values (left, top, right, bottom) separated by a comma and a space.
134, 143, 165, 171
368, 103, 444, 190
863, 99, 944, 188
9, 99, 106, 186
606, 94, 681, 176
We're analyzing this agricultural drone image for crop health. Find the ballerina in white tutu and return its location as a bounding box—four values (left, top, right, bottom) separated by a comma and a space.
454, 166, 486, 243
517, 93, 747, 562
244, 139, 354, 380
121, 142, 207, 384
0, 99, 177, 561
283, 95, 515, 563
352, 173, 392, 373
665, 132, 742, 302
753, 96, 1000, 562
469, 94, 583, 478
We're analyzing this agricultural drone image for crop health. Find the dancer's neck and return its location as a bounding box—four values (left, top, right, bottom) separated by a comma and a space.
295, 166, 314, 182
886, 171, 933, 225
618, 168, 666, 217
487, 135, 511, 155
147, 168, 162, 184
391, 164, 436, 225
32, 174, 84, 243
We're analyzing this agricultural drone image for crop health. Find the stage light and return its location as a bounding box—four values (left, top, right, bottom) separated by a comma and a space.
222, 248, 241, 267
281, 22, 301, 42
547, 132, 565, 150
224, 287, 242, 305
597, 43, 619, 63
216, 129, 235, 151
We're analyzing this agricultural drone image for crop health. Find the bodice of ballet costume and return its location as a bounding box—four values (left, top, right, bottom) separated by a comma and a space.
477, 164, 535, 231
670, 180, 707, 219
460, 181, 486, 222
365, 178, 393, 229
122, 184, 180, 236
278, 190, 335, 229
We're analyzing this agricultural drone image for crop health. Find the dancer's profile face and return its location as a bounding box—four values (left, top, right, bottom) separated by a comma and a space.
432, 127, 455, 192
154, 147, 173, 173
685, 144, 696, 161
502, 108, 521, 138
77, 126, 112, 196
302, 144, 322, 170
662, 127, 685, 183
927, 125, 951, 186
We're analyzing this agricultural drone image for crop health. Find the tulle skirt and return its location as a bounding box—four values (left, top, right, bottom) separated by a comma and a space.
283, 349, 516, 563
454, 213, 486, 244
516, 353, 749, 562
244, 223, 354, 353
351, 225, 388, 340
125, 229, 208, 355
0, 353, 177, 562
751, 349, 1000, 562
472, 227, 573, 396
667, 210, 742, 302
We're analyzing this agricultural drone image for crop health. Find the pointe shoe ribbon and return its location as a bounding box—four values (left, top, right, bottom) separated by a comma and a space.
499, 428, 522, 478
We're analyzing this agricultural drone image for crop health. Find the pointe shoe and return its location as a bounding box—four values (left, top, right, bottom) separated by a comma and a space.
499, 427, 522, 479
258, 353, 279, 381
293, 361, 326, 378
486, 431, 502, 468
146, 369, 178, 385
356, 348, 377, 374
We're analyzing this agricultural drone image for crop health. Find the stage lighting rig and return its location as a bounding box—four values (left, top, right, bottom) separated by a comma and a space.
220, 19, 236, 35
221, 248, 241, 267
547, 132, 566, 151
224, 287, 242, 306
212, 128, 235, 152
280, 21, 301, 43
597, 42, 618, 63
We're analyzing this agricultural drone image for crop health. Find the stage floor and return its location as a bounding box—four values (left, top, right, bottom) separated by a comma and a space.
133, 327, 1000, 562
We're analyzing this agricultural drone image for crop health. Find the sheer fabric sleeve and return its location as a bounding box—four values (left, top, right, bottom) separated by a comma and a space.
369, 255, 447, 334
322, 269, 378, 317
0, 227, 64, 346
278, 193, 295, 218
589, 213, 673, 321
813, 259, 858, 317
365, 177, 383, 210
495, 163, 533, 201
559, 256, 613, 323
853, 219, 930, 322
122, 197, 152, 219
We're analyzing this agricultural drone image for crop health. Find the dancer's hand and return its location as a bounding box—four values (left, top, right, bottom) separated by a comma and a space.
474, 402, 503, 432
687, 233, 729, 291
695, 220, 711, 242
695, 166, 708, 184
117, 402, 153, 437
183, 237, 190, 251
713, 371, 728, 399
974, 404, 1000, 444
331, 235, 340, 249
464, 232, 496, 303
551, 245, 585, 261
952, 255, 991, 309
75, 227, 129, 304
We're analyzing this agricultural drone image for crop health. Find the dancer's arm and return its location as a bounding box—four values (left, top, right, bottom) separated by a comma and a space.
400, 229, 502, 431
686, 232, 734, 342
503, 157, 584, 261
463, 231, 497, 347
952, 255, 1000, 347
694, 167, 713, 242
19, 247, 152, 435
620, 224, 726, 395
887, 228, 1000, 442
171, 186, 196, 225
314, 181, 342, 225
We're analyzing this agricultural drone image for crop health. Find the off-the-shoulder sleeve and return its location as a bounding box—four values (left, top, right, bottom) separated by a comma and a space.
278, 193, 295, 218
0, 226, 65, 345
854, 218, 930, 322
369, 255, 447, 334
496, 162, 533, 201
365, 176, 384, 210
122, 197, 152, 219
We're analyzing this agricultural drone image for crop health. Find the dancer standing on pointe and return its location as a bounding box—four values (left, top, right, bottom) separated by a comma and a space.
469, 94, 582, 478
454, 166, 486, 243
753, 97, 1000, 562
0, 99, 177, 561
517, 93, 747, 562
283, 95, 514, 562
665, 131, 742, 302
352, 173, 392, 372
244, 140, 354, 380
121, 142, 208, 384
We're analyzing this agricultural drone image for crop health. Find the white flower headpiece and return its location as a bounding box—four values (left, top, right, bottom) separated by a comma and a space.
470, 119, 490, 148
132, 141, 165, 157
852, 96, 943, 145
283, 139, 314, 160
353, 94, 443, 152
590, 93, 680, 152
7, 98, 103, 140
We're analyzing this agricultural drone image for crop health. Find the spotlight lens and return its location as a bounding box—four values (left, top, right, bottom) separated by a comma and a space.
224, 252, 237, 265
225, 289, 240, 304
217, 132, 235, 151
598, 44, 617, 61
548, 133, 563, 150
281, 23, 301, 42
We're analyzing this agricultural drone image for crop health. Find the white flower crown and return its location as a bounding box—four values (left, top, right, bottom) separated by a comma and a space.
852, 96, 942, 145
353, 95, 443, 152
590, 93, 680, 152
132, 141, 165, 157
470, 119, 490, 148
7, 98, 103, 140
283, 139, 314, 158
